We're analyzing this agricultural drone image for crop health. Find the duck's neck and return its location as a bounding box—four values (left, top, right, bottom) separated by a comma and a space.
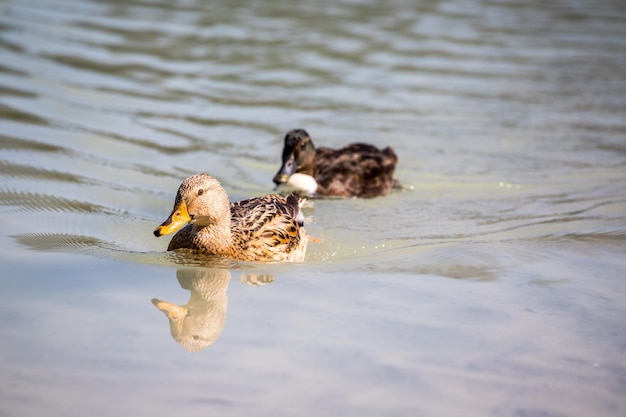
192, 218, 233, 256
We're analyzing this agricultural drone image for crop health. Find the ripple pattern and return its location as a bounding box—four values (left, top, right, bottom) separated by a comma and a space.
0, 0, 625, 265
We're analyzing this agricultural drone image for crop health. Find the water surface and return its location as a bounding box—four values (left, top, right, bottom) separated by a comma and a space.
1, 0, 625, 416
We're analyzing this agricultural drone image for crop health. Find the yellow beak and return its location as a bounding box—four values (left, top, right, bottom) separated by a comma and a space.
151, 298, 188, 320
154, 200, 191, 237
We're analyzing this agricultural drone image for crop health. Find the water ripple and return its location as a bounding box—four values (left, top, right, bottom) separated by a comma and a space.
0, 0, 625, 268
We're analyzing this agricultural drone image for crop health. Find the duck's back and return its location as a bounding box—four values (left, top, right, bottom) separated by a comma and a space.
314, 143, 398, 198
229, 194, 307, 262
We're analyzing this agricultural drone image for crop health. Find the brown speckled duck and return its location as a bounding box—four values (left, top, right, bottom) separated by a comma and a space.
273, 129, 399, 198
154, 173, 308, 262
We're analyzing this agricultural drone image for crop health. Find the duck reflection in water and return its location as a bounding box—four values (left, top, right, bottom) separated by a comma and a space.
152, 267, 275, 352
152, 268, 230, 352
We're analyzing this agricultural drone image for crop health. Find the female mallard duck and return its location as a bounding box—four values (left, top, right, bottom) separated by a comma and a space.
273, 129, 399, 198
154, 173, 308, 262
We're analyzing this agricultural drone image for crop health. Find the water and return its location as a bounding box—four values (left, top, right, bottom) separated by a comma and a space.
1, 0, 625, 416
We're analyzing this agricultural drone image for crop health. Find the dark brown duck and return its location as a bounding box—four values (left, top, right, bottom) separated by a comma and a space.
273, 129, 399, 198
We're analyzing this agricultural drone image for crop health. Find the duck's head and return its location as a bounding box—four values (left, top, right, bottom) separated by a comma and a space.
273, 129, 317, 186
154, 173, 230, 237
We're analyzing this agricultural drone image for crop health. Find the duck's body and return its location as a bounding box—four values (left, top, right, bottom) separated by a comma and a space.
154, 174, 308, 262
273, 129, 398, 198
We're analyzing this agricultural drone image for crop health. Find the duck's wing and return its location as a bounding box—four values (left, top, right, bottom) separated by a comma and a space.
314, 144, 398, 198
230, 194, 306, 260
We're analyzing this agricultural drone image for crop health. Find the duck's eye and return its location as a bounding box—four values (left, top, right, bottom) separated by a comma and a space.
300, 142, 306, 149
197, 189, 204, 196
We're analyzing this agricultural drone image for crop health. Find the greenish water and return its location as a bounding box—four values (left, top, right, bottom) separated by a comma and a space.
1, 0, 625, 416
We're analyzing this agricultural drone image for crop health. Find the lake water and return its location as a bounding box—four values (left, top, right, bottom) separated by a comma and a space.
1, 0, 625, 416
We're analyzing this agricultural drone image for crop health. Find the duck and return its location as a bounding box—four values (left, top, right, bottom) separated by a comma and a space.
154, 173, 308, 262
273, 129, 399, 198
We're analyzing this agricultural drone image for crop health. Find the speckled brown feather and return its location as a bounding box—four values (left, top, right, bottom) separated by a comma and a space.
228, 193, 305, 261
314, 143, 398, 198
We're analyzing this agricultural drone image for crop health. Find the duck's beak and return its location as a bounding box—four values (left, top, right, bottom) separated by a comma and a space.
154, 200, 191, 237
273, 156, 297, 185
151, 298, 188, 320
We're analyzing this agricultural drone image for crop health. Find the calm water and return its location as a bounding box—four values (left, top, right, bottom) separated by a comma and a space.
1, 0, 626, 416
